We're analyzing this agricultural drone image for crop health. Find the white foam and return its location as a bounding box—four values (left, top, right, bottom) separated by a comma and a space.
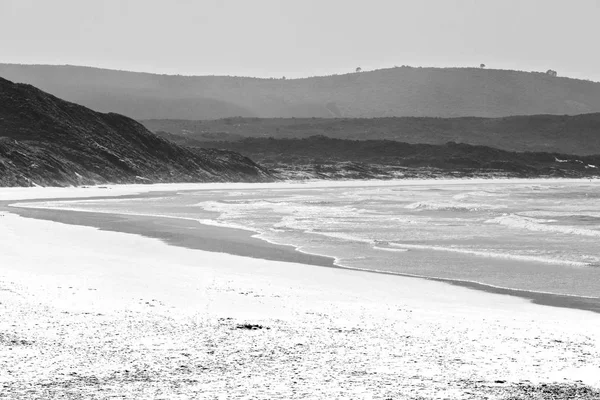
195, 219, 261, 233
405, 201, 506, 212
194, 199, 373, 234
386, 242, 592, 267
486, 214, 600, 237
518, 210, 600, 219
251, 232, 344, 266
306, 231, 376, 245
452, 191, 504, 200
301, 230, 594, 268
372, 246, 409, 253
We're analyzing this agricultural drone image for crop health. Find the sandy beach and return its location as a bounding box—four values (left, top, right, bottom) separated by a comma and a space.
1, 182, 600, 399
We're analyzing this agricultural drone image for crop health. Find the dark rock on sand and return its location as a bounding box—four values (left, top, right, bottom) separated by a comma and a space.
236, 324, 266, 330
501, 382, 600, 399
0, 332, 32, 346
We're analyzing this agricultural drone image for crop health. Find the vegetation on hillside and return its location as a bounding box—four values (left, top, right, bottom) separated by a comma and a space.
0, 77, 272, 187
2, 64, 600, 119
143, 114, 600, 155
154, 134, 600, 180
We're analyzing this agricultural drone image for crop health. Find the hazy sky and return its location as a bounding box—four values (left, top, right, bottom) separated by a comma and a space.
1, 0, 599, 80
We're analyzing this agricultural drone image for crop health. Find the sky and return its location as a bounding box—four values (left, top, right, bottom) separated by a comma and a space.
1, 0, 599, 81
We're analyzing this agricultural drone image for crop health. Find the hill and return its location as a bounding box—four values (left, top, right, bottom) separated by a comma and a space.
173, 136, 600, 180
0, 77, 272, 187
142, 114, 600, 155
2, 64, 600, 119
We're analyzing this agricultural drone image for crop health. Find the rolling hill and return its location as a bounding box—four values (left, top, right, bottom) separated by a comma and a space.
0, 77, 272, 187
142, 114, 600, 155
2, 64, 600, 120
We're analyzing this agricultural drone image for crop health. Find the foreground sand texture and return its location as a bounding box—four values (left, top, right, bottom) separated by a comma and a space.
1, 183, 600, 399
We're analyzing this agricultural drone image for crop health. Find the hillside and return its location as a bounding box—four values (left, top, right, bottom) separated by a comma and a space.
0, 77, 272, 187
142, 114, 600, 155
2, 64, 600, 119
155, 135, 600, 180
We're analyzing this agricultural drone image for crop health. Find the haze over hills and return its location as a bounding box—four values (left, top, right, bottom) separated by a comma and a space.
0, 75, 598, 185
142, 114, 600, 156
2, 64, 600, 120
0, 77, 271, 187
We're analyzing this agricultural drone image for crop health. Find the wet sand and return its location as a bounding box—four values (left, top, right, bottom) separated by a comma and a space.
7, 195, 600, 315
8, 206, 335, 268
402, 274, 600, 314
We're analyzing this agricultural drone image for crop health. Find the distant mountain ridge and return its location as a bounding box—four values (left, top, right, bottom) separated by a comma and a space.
0, 77, 272, 186
142, 114, 600, 155
2, 64, 600, 119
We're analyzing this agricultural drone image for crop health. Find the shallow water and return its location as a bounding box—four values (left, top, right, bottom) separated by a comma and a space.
23, 181, 600, 299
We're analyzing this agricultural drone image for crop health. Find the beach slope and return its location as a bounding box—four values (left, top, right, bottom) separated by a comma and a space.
1, 185, 600, 398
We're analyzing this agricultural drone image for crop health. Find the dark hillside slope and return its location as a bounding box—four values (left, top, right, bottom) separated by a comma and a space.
0, 77, 271, 187
2, 64, 600, 119
142, 114, 600, 155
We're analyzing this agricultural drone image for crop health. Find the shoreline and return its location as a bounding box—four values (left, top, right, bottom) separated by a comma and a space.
8, 191, 600, 315
2, 183, 600, 397
8, 205, 335, 268
1, 176, 598, 202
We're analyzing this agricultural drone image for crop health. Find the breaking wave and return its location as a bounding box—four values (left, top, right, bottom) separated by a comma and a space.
452, 191, 505, 200
486, 214, 600, 237
384, 242, 593, 267
405, 201, 506, 212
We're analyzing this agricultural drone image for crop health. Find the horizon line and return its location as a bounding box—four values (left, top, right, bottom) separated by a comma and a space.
2, 62, 599, 83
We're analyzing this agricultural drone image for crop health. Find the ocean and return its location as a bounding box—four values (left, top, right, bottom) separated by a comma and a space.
24, 180, 600, 300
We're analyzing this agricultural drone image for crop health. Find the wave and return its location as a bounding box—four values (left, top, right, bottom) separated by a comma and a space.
518, 210, 600, 219
390, 216, 422, 225
486, 214, 600, 237
372, 246, 409, 253
452, 191, 505, 200
405, 201, 506, 212
246, 231, 600, 299
196, 200, 367, 217
246, 234, 600, 300
305, 231, 377, 245
249, 232, 345, 267
196, 200, 380, 235
301, 231, 594, 267
384, 242, 592, 267
194, 218, 261, 233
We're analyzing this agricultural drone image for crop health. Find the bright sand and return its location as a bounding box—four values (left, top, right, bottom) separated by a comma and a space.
1, 181, 599, 399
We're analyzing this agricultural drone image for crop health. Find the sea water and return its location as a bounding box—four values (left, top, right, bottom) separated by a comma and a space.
27, 180, 600, 299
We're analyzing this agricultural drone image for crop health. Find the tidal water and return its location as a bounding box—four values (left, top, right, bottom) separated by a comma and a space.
26, 180, 600, 299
